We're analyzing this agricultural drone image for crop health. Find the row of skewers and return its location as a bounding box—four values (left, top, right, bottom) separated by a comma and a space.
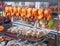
4, 6, 52, 21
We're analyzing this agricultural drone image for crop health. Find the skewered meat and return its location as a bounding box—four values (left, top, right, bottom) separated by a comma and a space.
13, 7, 17, 13
21, 7, 27, 17
44, 9, 52, 15
32, 8, 38, 16
44, 9, 52, 21
32, 8, 38, 21
38, 8, 44, 20
5, 6, 9, 16
26, 8, 32, 18
8, 6, 13, 16
5, 6, 9, 13
38, 8, 44, 15
17, 7, 22, 15
9, 6, 13, 13
16, 7, 22, 16
12, 7, 17, 16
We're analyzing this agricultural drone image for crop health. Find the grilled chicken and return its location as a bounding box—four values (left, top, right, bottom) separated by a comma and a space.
21, 7, 27, 17
26, 8, 32, 18
38, 8, 44, 20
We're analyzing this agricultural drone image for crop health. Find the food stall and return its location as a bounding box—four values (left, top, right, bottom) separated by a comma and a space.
0, 0, 59, 46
